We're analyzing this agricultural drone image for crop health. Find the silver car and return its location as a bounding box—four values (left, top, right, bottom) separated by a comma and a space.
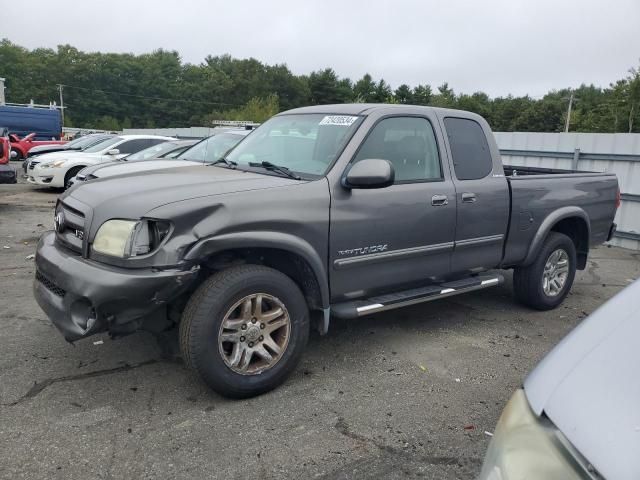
479, 279, 640, 479
71, 130, 251, 185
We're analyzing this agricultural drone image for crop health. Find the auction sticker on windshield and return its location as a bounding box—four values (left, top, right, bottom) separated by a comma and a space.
319, 115, 359, 126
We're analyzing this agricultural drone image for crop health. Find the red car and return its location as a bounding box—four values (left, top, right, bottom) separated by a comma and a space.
0, 127, 17, 183
9, 133, 67, 160
0, 128, 9, 164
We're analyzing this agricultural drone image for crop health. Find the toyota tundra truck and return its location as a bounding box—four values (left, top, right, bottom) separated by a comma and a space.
34, 104, 619, 398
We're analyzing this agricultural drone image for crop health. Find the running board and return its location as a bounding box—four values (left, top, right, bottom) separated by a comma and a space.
331, 274, 504, 319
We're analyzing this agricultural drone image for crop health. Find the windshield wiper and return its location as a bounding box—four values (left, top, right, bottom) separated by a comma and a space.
248, 161, 301, 180
209, 156, 237, 168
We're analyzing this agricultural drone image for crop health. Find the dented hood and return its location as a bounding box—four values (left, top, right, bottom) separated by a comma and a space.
62, 164, 302, 223
524, 279, 640, 480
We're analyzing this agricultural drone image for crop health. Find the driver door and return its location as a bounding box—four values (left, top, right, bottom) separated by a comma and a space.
329, 115, 456, 302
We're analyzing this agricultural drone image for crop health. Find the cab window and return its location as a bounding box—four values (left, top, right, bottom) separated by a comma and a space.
353, 117, 442, 183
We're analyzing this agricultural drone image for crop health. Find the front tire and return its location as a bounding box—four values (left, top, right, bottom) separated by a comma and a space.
64, 166, 84, 190
179, 265, 309, 398
513, 232, 577, 310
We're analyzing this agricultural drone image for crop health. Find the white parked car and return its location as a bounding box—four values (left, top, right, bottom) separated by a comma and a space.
70, 129, 252, 186
27, 135, 175, 188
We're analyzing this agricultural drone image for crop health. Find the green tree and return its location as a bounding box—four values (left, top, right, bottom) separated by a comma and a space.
353, 74, 376, 102
626, 66, 640, 132
308, 68, 352, 104
372, 79, 392, 103
412, 84, 432, 105
219, 94, 280, 123
2, 38, 639, 133
94, 115, 121, 131
394, 84, 413, 103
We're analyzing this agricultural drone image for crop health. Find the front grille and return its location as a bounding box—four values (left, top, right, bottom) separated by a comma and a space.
36, 270, 66, 297
28, 161, 40, 170
55, 202, 86, 254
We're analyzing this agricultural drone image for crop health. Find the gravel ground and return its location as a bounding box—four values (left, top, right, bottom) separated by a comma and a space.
1, 171, 638, 479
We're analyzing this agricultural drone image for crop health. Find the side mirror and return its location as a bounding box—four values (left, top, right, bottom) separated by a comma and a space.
106, 149, 120, 156
343, 159, 395, 189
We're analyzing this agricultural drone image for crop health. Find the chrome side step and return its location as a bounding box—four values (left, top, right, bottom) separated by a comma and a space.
331, 274, 504, 319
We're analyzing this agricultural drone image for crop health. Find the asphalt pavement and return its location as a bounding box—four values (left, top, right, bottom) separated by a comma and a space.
1, 173, 638, 479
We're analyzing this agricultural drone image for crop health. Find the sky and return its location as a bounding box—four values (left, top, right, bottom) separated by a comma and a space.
3, 0, 640, 98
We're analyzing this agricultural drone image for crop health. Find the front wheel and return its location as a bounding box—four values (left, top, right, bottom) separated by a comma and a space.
179, 265, 309, 398
513, 232, 577, 310
64, 166, 84, 190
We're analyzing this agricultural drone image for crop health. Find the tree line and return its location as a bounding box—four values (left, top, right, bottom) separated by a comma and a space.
1, 39, 639, 133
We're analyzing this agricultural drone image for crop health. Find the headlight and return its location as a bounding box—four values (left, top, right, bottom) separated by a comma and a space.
92, 219, 171, 258
41, 160, 67, 169
478, 390, 595, 480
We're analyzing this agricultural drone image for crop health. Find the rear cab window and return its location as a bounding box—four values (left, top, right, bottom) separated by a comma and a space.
444, 117, 492, 180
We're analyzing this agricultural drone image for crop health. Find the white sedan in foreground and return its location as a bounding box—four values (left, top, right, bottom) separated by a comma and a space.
27, 134, 175, 188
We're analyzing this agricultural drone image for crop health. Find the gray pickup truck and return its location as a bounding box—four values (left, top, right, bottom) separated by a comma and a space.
34, 104, 619, 398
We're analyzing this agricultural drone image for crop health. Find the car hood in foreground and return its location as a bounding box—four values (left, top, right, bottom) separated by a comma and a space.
79, 159, 199, 178
524, 279, 640, 480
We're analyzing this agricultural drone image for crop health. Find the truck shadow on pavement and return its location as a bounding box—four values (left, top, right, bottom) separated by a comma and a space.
7, 278, 523, 406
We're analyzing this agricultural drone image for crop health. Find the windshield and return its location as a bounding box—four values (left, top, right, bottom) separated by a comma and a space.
126, 143, 172, 161
83, 137, 122, 153
225, 114, 362, 176
163, 146, 189, 158
177, 133, 245, 163
64, 136, 93, 149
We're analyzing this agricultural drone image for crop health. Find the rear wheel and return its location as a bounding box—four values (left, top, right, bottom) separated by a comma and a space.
64, 166, 84, 189
513, 232, 577, 310
179, 265, 309, 398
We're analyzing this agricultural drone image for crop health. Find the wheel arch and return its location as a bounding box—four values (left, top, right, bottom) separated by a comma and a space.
184, 232, 330, 311
65, 164, 87, 177
523, 207, 590, 270
11, 145, 26, 157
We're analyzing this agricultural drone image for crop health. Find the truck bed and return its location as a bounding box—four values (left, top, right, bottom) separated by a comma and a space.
502, 167, 618, 267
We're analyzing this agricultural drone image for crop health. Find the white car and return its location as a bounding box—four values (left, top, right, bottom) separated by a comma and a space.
27, 135, 175, 188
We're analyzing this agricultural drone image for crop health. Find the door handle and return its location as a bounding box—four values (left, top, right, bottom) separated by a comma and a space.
462, 192, 477, 203
431, 194, 448, 206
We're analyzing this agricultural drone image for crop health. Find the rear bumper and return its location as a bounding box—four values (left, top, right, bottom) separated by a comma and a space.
607, 222, 617, 242
0, 164, 17, 184
34, 231, 199, 342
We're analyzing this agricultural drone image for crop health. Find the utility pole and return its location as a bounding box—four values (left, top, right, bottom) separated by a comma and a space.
564, 91, 574, 133
57, 84, 65, 125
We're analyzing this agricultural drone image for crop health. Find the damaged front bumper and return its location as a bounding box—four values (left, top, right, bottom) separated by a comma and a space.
34, 231, 199, 342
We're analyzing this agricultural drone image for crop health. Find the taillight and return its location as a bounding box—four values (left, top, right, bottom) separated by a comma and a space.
616, 188, 621, 209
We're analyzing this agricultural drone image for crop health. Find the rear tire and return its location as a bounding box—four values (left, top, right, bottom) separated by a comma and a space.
513, 232, 577, 310
179, 265, 309, 398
